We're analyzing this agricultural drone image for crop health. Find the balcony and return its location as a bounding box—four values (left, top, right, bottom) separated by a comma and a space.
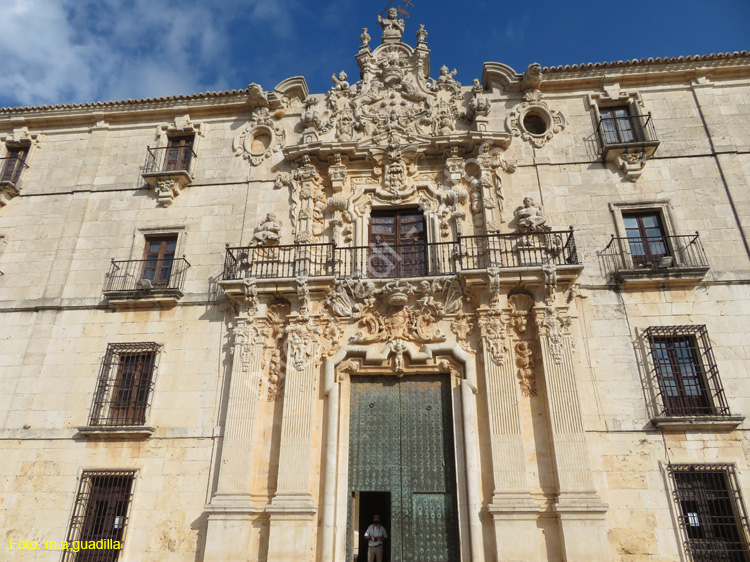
103, 257, 191, 307
223, 229, 579, 281
0, 156, 28, 206
596, 112, 659, 162
600, 233, 710, 286
141, 144, 197, 206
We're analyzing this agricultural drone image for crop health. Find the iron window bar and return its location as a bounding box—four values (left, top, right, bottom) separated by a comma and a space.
668, 464, 750, 562
600, 232, 708, 275
596, 112, 658, 154
143, 145, 197, 175
644, 325, 731, 418
62, 470, 137, 562
0, 155, 29, 185
89, 343, 161, 427
103, 257, 191, 293
223, 229, 579, 281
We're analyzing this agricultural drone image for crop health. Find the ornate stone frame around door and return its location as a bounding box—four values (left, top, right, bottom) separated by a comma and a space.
321, 343, 483, 562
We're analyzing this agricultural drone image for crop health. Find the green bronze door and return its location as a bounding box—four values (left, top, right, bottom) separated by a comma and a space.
348, 375, 460, 562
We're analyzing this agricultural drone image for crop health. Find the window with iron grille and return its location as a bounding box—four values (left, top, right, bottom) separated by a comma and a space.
62, 470, 136, 562
645, 326, 730, 418
668, 464, 750, 562
89, 343, 160, 426
599, 105, 640, 144
1, 145, 29, 184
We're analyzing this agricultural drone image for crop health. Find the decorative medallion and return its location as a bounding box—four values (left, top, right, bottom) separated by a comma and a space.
233, 107, 286, 166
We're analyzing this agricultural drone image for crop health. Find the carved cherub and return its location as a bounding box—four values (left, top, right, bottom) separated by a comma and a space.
252, 212, 282, 245
438, 65, 458, 86
378, 7, 405, 39
392, 338, 407, 374
439, 65, 458, 82
331, 71, 350, 92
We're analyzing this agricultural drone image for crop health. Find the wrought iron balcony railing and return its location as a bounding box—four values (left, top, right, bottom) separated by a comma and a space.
223, 229, 578, 281
143, 145, 197, 176
600, 233, 709, 278
103, 257, 191, 293
0, 156, 29, 186
596, 113, 659, 158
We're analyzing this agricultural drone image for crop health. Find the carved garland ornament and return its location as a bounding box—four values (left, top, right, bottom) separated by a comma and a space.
285, 321, 320, 371
537, 307, 572, 365
479, 313, 509, 366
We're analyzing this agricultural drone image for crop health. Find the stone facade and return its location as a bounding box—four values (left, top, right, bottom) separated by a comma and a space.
1, 13, 750, 562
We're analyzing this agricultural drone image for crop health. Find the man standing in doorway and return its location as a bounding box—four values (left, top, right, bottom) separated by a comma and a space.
364, 514, 388, 562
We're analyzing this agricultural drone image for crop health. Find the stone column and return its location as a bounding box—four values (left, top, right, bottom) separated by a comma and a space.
203, 315, 267, 562
266, 318, 320, 562
535, 306, 609, 562
478, 308, 541, 562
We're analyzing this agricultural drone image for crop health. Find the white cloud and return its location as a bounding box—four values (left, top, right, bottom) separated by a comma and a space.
0, 0, 294, 107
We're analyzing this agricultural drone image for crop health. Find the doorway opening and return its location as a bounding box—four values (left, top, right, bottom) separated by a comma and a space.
351, 491, 391, 562
347, 375, 460, 562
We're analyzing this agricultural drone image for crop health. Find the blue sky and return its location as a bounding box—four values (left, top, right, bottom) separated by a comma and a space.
0, 0, 748, 108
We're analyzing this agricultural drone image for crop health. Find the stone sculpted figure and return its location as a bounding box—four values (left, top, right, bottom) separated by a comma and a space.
515, 341, 536, 396
378, 7, 405, 40
438, 65, 458, 86
521, 63, 543, 92
331, 71, 350, 92
252, 212, 282, 245
515, 197, 550, 232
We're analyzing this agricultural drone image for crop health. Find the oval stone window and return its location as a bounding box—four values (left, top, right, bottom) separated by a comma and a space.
250, 131, 272, 155
522, 111, 549, 136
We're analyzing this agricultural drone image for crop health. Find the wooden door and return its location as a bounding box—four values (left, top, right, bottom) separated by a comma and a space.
369, 210, 426, 278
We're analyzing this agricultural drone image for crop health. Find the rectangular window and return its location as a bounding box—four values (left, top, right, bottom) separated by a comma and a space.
89, 343, 160, 426
622, 211, 670, 268
141, 235, 178, 287
669, 464, 750, 562
1, 145, 29, 184
368, 209, 426, 278
62, 470, 136, 562
600, 105, 638, 144
164, 135, 194, 172
645, 326, 730, 417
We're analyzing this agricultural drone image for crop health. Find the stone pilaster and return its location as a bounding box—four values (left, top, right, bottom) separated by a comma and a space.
478, 309, 540, 562
203, 315, 267, 561
535, 306, 609, 562
266, 318, 320, 562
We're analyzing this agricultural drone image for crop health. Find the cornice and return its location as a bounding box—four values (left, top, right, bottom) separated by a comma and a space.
1, 51, 748, 124
541, 50, 750, 73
